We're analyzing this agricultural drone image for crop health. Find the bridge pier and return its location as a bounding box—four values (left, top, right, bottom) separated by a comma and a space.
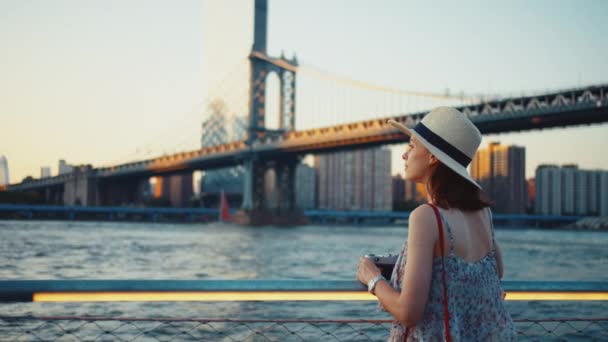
232, 0, 303, 226
44, 186, 63, 205
235, 157, 306, 226
63, 166, 98, 206
276, 157, 297, 212
97, 177, 150, 207
44, 188, 51, 204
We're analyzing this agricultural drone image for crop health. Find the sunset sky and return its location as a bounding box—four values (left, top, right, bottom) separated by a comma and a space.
1, 0, 607, 183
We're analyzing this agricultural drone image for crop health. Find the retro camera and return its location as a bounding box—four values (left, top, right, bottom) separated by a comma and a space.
364, 254, 398, 279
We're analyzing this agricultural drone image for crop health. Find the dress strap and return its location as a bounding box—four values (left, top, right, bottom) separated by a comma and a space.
486, 207, 496, 254
435, 207, 455, 256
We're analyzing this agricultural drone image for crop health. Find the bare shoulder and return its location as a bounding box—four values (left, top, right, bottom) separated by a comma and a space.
409, 204, 436, 225
408, 204, 439, 239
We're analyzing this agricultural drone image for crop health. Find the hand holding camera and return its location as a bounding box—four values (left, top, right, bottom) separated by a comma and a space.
364, 254, 398, 279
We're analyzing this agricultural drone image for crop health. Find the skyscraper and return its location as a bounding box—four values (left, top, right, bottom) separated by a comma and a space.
392, 174, 426, 210
470, 142, 526, 214
201, 100, 229, 147
295, 163, 316, 209
526, 178, 535, 213
404, 180, 427, 204
58, 159, 73, 175
40, 166, 51, 178
587, 170, 599, 215
561, 165, 577, 215
0, 156, 8, 185
599, 171, 608, 216
574, 170, 589, 215
535, 165, 562, 215
534, 165, 607, 216
315, 148, 392, 211
392, 174, 405, 209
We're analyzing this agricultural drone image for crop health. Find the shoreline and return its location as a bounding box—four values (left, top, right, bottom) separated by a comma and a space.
563, 216, 608, 231
1, 216, 608, 232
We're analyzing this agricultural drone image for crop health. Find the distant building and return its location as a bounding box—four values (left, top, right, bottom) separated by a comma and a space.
526, 178, 535, 213
587, 170, 599, 215
600, 172, 608, 216
404, 180, 427, 204
574, 170, 589, 215
0, 156, 8, 185
392, 174, 426, 211
40, 166, 51, 178
201, 101, 229, 147
200, 169, 244, 194
58, 159, 74, 175
535, 164, 608, 216
152, 177, 162, 199
200, 101, 246, 197
535, 165, 562, 215
561, 165, 577, 215
470, 142, 526, 214
295, 163, 316, 209
141, 178, 153, 199
160, 174, 194, 207
315, 148, 391, 211
392, 175, 405, 206
232, 115, 248, 143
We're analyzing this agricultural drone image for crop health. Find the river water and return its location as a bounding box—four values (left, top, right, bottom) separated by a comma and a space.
1, 220, 607, 339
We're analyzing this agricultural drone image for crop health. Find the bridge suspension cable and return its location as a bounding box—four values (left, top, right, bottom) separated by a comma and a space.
299, 64, 479, 101
99, 57, 508, 168
100, 59, 249, 167
294, 62, 480, 130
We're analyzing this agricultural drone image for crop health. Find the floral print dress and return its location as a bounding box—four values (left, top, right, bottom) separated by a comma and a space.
386, 207, 516, 341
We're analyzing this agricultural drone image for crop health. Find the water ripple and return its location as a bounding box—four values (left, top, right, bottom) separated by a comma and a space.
0, 220, 607, 319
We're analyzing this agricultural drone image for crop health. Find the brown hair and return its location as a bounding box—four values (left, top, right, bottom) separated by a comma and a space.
427, 162, 492, 211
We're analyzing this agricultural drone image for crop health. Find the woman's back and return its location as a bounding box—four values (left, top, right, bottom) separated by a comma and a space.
388, 207, 516, 341
434, 207, 494, 262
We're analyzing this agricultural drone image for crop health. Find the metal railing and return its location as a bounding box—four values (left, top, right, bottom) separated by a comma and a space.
1, 316, 607, 341
1, 280, 607, 302
1, 280, 607, 341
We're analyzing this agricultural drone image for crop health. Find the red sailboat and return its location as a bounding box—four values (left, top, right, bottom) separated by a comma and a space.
219, 190, 231, 223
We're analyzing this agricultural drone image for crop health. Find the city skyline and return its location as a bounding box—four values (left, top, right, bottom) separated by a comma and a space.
470, 142, 526, 214
1, 0, 607, 183
315, 148, 392, 212
535, 164, 608, 216
0, 156, 8, 186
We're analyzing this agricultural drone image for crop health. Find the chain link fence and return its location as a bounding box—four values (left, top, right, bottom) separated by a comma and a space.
1, 316, 607, 341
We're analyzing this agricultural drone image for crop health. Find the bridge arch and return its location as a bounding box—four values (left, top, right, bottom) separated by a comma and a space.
263, 167, 278, 209
248, 52, 297, 144
264, 71, 281, 131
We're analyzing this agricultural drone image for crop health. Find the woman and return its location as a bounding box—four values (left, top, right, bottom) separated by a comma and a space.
357, 107, 515, 341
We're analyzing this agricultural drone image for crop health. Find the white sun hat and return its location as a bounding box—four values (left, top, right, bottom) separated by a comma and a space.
388, 106, 482, 189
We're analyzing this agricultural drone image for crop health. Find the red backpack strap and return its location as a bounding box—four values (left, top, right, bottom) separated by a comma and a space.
428, 203, 451, 342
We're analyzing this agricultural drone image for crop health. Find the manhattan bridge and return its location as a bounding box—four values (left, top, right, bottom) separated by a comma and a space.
7, 0, 608, 224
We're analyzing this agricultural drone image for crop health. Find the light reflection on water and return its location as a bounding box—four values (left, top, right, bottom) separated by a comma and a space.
1, 219, 607, 320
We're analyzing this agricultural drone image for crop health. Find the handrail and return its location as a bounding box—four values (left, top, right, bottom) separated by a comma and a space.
1, 280, 606, 302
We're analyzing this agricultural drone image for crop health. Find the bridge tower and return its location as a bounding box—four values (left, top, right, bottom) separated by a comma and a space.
238, 0, 303, 225
247, 0, 298, 142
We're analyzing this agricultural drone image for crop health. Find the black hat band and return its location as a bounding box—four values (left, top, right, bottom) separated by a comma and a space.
413, 123, 471, 167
